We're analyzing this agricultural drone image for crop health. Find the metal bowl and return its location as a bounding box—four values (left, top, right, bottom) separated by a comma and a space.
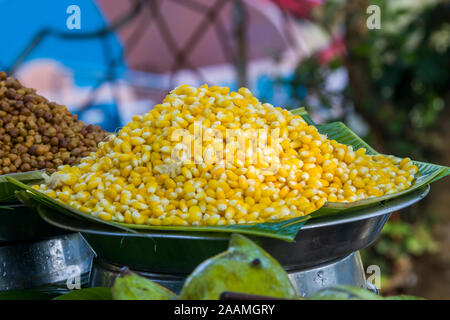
0, 204, 67, 242
38, 186, 429, 274
0, 233, 93, 291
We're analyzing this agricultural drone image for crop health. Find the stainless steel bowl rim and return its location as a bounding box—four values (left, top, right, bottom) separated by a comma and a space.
303, 185, 429, 228
40, 186, 430, 241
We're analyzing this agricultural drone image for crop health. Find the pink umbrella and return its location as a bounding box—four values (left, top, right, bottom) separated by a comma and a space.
96, 0, 291, 77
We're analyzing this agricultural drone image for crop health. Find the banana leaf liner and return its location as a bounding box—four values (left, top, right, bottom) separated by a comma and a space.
0, 170, 47, 203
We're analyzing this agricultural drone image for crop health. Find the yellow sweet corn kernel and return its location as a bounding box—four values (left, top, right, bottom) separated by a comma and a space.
148, 218, 162, 226
187, 207, 202, 223
40, 84, 417, 227
161, 216, 174, 225
73, 183, 87, 193
99, 212, 112, 221
205, 214, 220, 226
152, 206, 164, 217
183, 181, 196, 194
62, 174, 77, 186
224, 207, 235, 219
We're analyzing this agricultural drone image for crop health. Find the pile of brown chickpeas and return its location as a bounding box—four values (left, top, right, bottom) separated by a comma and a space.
0, 71, 108, 175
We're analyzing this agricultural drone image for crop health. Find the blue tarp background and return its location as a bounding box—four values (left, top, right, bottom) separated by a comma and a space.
0, 0, 125, 84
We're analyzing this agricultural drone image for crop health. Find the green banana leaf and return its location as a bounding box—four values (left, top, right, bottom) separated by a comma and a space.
308, 285, 424, 300
54, 287, 112, 300
8, 176, 309, 241
0, 286, 70, 300
0, 170, 47, 203
8, 179, 139, 236
7, 108, 450, 241
292, 107, 450, 218
309, 118, 450, 219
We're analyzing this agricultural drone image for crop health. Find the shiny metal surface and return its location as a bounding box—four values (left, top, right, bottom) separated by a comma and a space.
303, 185, 429, 229
89, 252, 366, 297
40, 186, 429, 273
0, 233, 94, 290
259, 211, 389, 270
289, 252, 366, 297
80, 211, 385, 273
90, 258, 186, 293
0, 204, 66, 242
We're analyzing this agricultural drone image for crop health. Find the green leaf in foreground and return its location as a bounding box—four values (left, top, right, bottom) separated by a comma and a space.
54, 287, 112, 300
385, 295, 425, 300
308, 286, 381, 300
112, 273, 177, 300
308, 285, 424, 300
0, 286, 69, 300
180, 234, 298, 300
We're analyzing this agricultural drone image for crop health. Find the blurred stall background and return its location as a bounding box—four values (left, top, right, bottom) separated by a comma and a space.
0, 0, 449, 298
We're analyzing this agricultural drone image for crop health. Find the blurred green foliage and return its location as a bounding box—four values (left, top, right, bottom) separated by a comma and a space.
377, 219, 438, 257
285, 0, 449, 291
290, 0, 449, 159
353, 0, 449, 159
360, 218, 438, 283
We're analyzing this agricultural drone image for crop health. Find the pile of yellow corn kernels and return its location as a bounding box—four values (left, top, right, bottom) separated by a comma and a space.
36, 85, 418, 226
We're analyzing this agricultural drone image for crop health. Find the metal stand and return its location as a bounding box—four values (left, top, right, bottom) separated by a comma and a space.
0, 233, 93, 291
90, 258, 186, 293
89, 251, 366, 296
289, 251, 366, 297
